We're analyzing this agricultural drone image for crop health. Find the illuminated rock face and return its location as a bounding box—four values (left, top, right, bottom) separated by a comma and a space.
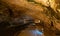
34, 0, 49, 6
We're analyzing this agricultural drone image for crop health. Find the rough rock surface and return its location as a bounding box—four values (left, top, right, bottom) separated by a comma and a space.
0, 0, 60, 36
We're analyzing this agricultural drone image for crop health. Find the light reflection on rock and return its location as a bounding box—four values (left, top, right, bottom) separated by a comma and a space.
17, 29, 43, 36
